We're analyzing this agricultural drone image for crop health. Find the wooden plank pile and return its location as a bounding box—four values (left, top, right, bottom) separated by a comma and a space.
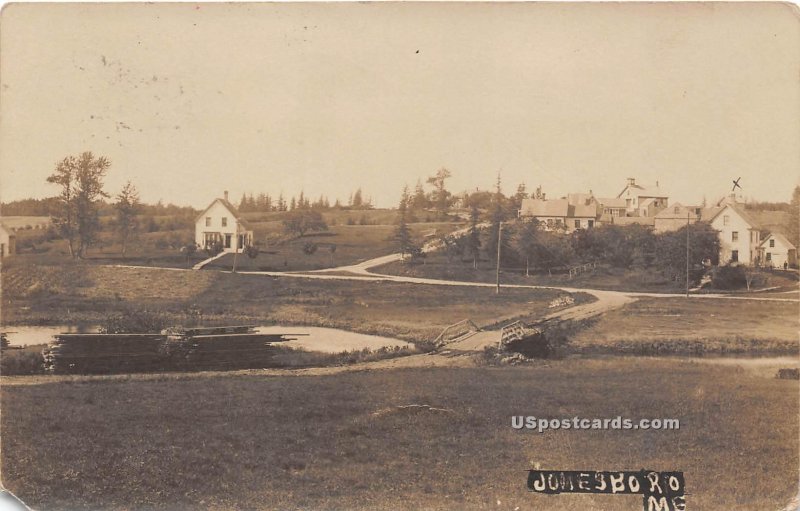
163, 326, 299, 371
43, 334, 166, 374
42, 326, 302, 374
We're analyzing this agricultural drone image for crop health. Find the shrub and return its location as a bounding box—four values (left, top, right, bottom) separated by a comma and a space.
1, 348, 45, 375
710, 265, 747, 290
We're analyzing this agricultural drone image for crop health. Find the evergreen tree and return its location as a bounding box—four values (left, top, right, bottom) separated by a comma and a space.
789, 185, 800, 247
393, 186, 413, 258
412, 179, 428, 210
114, 181, 140, 255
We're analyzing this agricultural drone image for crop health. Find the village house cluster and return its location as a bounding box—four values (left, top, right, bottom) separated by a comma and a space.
517, 177, 797, 268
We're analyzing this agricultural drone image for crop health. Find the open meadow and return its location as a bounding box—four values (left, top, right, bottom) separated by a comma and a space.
1, 358, 797, 510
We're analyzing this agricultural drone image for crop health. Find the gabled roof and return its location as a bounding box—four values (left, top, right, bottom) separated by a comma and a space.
703, 202, 760, 229
566, 193, 594, 206
571, 202, 599, 218
655, 203, 702, 220
617, 183, 668, 199
519, 198, 570, 218
0, 223, 14, 238
195, 198, 252, 229
519, 198, 599, 219
761, 232, 796, 250
597, 197, 627, 209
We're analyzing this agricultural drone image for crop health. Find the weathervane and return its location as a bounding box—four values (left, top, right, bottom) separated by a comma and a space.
731, 177, 742, 192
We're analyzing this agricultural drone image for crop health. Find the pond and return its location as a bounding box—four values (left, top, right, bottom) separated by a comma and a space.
2, 325, 413, 354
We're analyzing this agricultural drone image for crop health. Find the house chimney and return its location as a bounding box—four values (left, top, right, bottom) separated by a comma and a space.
224, 190, 229, 201
627, 177, 635, 186
656, 180, 659, 188
542, 192, 546, 200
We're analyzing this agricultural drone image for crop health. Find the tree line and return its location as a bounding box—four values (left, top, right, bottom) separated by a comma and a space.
236, 188, 374, 213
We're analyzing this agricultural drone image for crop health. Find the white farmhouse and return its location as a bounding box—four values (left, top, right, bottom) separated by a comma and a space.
760, 233, 797, 268
0, 223, 16, 258
195, 192, 253, 252
705, 201, 761, 265
616, 178, 669, 217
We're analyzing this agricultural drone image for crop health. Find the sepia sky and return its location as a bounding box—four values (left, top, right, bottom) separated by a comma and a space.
1, 2, 799, 209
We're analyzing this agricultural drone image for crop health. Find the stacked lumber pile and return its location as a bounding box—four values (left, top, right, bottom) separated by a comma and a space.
42, 326, 300, 374
163, 326, 297, 371
43, 334, 166, 374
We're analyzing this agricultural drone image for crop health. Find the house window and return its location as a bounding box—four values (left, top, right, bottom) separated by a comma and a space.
674, 206, 680, 214
221, 217, 228, 227
723, 215, 729, 226
731, 250, 739, 262
731, 231, 738, 242
588, 220, 594, 228
770, 239, 775, 248
766, 252, 772, 261
205, 217, 211, 227
574, 220, 581, 228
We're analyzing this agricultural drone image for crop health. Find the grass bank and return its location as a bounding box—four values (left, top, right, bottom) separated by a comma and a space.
376, 254, 799, 293
569, 297, 799, 355
1, 359, 796, 510
1, 263, 568, 347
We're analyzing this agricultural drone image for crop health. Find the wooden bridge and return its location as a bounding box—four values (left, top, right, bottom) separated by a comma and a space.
434, 319, 540, 352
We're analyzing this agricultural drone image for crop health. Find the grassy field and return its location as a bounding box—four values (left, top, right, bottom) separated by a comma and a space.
570, 297, 799, 355
1, 262, 571, 346
1, 358, 797, 510
206, 222, 459, 272
377, 254, 799, 293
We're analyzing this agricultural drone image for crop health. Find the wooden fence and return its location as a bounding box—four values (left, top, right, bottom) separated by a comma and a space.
434, 319, 480, 346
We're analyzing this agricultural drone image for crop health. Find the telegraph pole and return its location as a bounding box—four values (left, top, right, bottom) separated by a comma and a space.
496, 221, 502, 294
685, 211, 690, 298
232, 219, 239, 273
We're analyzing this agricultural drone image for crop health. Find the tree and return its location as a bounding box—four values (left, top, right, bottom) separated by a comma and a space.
393, 186, 414, 258
511, 221, 539, 276
412, 179, 429, 210
352, 188, 364, 208
427, 167, 452, 219
114, 181, 140, 255
47, 151, 110, 258
789, 185, 800, 247
484, 173, 507, 263
467, 204, 482, 269
654, 222, 720, 284
511, 182, 529, 211
282, 210, 328, 237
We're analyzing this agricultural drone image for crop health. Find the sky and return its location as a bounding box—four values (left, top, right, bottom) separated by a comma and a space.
1, 2, 799, 209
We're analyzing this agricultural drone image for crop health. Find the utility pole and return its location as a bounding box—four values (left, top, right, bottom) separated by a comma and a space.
685, 211, 690, 298
232, 219, 239, 273
496, 221, 502, 294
